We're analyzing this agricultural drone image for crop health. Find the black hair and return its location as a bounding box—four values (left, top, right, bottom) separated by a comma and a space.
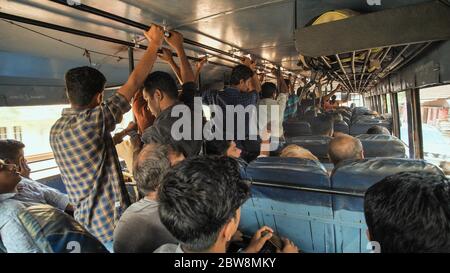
310, 114, 334, 136
284, 79, 291, 87
133, 144, 171, 195
261, 82, 277, 99
158, 156, 250, 252
143, 71, 178, 100
229, 65, 254, 86
205, 140, 232, 156
367, 125, 390, 135
364, 172, 450, 253
0, 139, 25, 163
65, 66, 106, 106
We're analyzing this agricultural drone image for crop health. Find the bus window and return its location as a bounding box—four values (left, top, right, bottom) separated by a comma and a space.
386, 93, 392, 114
397, 91, 410, 148
419, 85, 450, 175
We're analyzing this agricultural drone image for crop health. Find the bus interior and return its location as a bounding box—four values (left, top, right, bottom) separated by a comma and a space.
0, 0, 449, 254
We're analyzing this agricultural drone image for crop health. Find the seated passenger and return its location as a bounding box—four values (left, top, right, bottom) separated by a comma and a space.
0, 139, 72, 213
366, 125, 390, 135
113, 144, 183, 253
311, 115, 334, 137
0, 158, 71, 253
328, 135, 364, 166
280, 144, 319, 162
155, 156, 298, 253
364, 172, 450, 253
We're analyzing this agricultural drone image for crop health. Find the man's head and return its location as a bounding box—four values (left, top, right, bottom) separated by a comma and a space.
328, 135, 364, 165
205, 140, 242, 159
0, 159, 21, 194
143, 71, 179, 117
133, 143, 185, 196
311, 115, 334, 136
230, 65, 254, 92
0, 140, 29, 178
331, 95, 337, 102
364, 172, 450, 253
158, 156, 250, 253
261, 82, 277, 99
65, 66, 106, 108
367, 125, 390, 135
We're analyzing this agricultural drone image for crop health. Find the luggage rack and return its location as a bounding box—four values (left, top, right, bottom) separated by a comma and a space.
295, 0, 450, 93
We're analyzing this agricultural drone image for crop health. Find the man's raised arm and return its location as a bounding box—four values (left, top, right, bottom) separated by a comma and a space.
118, 24, 164, 102
165, 31, 195, 84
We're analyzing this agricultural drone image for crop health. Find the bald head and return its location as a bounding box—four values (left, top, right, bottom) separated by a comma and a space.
328, 135, 364, 165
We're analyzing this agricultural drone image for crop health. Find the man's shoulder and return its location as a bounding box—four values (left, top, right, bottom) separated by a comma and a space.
153, 243, 181, 253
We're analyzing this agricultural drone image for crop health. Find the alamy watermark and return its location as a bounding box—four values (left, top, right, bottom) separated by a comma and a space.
170, 98, 282, 152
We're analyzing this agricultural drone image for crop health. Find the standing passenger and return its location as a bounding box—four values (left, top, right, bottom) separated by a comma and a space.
50, 24, 165, 249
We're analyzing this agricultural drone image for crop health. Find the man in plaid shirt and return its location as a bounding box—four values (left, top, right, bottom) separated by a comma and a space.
50, 24, 165, 248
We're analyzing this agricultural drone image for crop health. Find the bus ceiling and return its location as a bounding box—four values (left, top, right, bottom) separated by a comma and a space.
0, 0, 450, 106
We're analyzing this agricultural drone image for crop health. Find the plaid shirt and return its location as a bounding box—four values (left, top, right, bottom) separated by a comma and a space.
284, 94, 299, 121
50, 93, 131, 244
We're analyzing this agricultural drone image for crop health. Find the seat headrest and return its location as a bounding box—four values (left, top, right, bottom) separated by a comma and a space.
18, 205, 108, 253
352, 107, 371, 116
349, 121, 391, 135
334, 121, 349, 134
286, 136, 332, 160
244, 157, 329, 187
283, 121, 312, 137
357, 134, 407, 158
331, 158, 444, 191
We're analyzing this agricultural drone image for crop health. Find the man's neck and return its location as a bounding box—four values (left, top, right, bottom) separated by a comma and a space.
181, 243, 226, 253
145, 191, 158, 201
159, 99, 177, 113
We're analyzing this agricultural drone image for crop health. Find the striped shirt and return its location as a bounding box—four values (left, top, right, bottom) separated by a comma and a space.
50, 93, 131, 244
284, 94, 299, 121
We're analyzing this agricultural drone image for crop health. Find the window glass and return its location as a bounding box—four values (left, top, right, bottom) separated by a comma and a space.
419, 85, 450, 175
397, 91, 410, 148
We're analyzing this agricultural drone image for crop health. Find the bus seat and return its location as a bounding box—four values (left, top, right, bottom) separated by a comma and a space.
17, 204, 109, 253
286, 136, 332, 161
334, 121, 349, 134
239, 157, 335, 253
0, 239, 5, 253
330, 158, 444, 253
349, 121, 391, 135
356, 134, 407, 158
283, 121, 312, 138
38, 175, 68, 194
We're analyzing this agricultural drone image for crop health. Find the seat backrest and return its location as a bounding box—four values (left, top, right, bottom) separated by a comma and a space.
334, 121, 349, 134
18, 205, 109, 253
239, 157, 335, 253
330, 158, 444, 253
286, 135, 332, 161
356, 134, 407, 158
283, 121, 312, 137
349, 121, 391, 135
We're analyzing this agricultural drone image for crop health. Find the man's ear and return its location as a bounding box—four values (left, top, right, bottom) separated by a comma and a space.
155, 89, 164, 101
222, 218, 238, 242
96, 92, 103, 104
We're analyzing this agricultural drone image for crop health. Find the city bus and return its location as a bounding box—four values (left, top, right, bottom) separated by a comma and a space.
0, 0, 449, 257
